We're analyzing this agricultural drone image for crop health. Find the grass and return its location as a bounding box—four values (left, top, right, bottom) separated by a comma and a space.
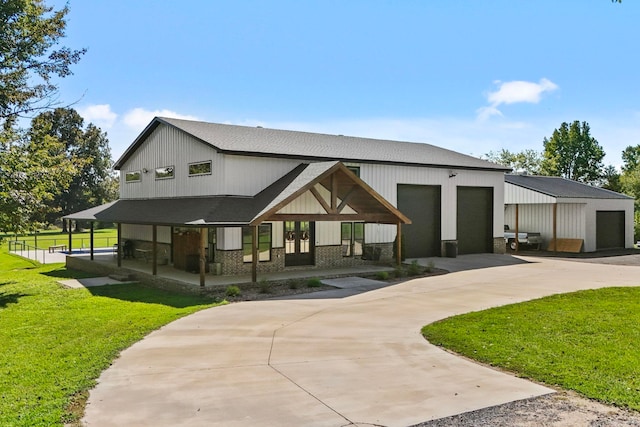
422, 287, 640, 410
0, 246, 223, 426
2, 228, 118, 250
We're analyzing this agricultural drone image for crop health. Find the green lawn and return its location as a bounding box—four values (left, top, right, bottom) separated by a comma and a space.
2, 228, 118, 250
422, 287, 640, 410
0, 246, 223, 426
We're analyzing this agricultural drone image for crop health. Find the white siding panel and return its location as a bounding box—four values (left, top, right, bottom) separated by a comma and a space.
121, 224, 171, 243
224, 155, 302, 196
316, 222, 341, 246
505, 183, 556, 204
218, 227, 242, 250
119, 125, 224, 199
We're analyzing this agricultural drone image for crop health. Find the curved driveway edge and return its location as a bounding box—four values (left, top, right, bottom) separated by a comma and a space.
83, 257, 640, 427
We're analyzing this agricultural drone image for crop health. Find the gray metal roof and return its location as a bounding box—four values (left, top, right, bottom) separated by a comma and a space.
114, 117, 509, 172
505, 174, 633, 200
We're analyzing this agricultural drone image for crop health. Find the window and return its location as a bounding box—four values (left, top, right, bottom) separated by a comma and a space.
125, 170, 141, 182
243, 224, 272, 262
346, 166, 360, 177
189, 161, 212, 176
155, 165, 174, 180
341, 222, 364, 257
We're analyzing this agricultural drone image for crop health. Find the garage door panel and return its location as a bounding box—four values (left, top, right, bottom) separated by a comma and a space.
397, 185, 441, 258
457, 187, 493, 254
596, 211, 624, 250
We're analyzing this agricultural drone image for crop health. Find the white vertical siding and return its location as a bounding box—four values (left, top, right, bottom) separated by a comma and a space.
119, 125, 225, 199
505, 183, 556, 204
121, 224, 171, 243
223, 155, 302, 196
316, 222, 341, 246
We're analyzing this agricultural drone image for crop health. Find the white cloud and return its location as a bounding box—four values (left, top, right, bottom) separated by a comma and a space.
78, 104, 118, 128
123, 108, 200, 130
478, 78, 558, 121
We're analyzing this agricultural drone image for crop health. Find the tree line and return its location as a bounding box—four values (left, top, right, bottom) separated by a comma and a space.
0, 1, 116, 234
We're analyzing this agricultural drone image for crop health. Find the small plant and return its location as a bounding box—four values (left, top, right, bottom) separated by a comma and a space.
375, 271, 389, 280
394, 266, 405, 278
258, 279, 271, 294
288, 281, 299, 290
425, 260, 435, 273
408, 260, 422, 276
225, 285, 241, 297
306, 277, 322, 288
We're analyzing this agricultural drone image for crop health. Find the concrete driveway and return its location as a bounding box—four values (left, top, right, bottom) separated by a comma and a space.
83, 256, 640, 427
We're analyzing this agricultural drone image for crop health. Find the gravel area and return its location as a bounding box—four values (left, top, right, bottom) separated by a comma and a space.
412, 387, 640, 426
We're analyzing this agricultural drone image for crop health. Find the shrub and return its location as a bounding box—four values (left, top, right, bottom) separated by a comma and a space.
375, 271, 389, 280
258, 279, 270, 294
306, 277, 322, 288
425, 260, 435, 273
407, 260, 422, 276
288, 281, 299, 290
394, 266, 405, 278
225, 285, 241, 297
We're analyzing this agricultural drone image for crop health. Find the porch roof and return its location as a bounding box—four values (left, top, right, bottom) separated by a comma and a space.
65, 161, 410, 226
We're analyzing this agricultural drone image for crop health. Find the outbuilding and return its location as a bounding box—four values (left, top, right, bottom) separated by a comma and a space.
504, 174, 634, 252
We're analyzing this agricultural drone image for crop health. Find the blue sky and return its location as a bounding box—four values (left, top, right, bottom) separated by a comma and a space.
51, 0, 639, 167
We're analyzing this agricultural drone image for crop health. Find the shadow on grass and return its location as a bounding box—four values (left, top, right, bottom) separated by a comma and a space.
0, 290, 29, 308
41, 267, 97, 280
87, 283, 221, 309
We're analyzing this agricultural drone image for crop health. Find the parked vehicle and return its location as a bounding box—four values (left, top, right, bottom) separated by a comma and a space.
504, 227, 542, 250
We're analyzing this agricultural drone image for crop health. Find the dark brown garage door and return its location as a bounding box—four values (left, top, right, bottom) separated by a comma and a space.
397, 184, 441, 258
596, 211, 625, 250
457, 187, 493, 254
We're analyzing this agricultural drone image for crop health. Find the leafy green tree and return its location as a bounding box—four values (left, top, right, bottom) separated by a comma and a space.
0, 129, 75, 233
540, 121, 605, 184
0, 0, 85, 127
600, 165, 623, 193
29, 108, 116, 231
484, 148, 542, 175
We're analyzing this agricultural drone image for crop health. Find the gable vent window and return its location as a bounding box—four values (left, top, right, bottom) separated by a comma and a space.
189, 161, 212, 176
125, 170, 141, 183
346, 166, 360, 177
155, 166, 175, 180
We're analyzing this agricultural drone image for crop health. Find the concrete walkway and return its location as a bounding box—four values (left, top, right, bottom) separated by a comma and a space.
82, 256, 640, 427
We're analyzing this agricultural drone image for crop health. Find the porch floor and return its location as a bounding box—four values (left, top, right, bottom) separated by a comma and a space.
66, 249, 394, 287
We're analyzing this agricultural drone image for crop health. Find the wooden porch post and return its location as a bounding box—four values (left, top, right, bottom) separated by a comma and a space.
396, 222, 402, 266
117, 223, 122, 267
68, 220, 72, 255
252, 225, 258, 283
199, 227, 206, 287
552, 203, 558, 252
90, 222, 94, 260
152, 225, 157, 276
515, 203, 519, 252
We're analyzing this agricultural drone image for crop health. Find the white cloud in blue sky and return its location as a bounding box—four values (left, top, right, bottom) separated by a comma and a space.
477, 79, 559, 121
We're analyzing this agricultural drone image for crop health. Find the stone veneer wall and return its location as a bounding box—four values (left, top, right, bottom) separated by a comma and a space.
493, 237, 506, 254
215, 247, 286, 276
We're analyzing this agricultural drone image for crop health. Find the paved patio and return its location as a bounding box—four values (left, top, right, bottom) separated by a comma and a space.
82, 255, 640, 427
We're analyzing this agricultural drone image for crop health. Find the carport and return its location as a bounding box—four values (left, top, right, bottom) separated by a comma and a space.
504, 174, 634, 252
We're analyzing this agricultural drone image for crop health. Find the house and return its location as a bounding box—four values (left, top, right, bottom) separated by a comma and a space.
65, 117, 509, 283
504, 174, 634, 252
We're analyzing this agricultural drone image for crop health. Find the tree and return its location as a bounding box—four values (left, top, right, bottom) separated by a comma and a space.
0, 0, 85, 127
540, 121, 605, 184
0, 128, 75, 233
29, 108, 116, 231
484, 148, 542, 175
600, 165, 623, 193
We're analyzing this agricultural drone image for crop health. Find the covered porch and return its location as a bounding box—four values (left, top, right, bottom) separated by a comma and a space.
64, 161, 410, 287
